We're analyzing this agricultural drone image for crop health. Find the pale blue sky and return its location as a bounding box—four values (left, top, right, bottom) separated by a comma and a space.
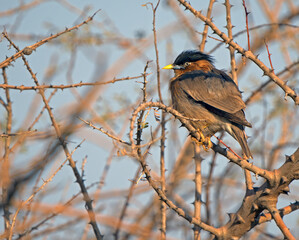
0, 0, 299, 238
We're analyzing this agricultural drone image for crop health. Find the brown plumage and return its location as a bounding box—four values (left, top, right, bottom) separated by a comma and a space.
163, 50, 252, 159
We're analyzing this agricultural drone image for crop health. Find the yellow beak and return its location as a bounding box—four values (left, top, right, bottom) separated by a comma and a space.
162, 64, 174, 69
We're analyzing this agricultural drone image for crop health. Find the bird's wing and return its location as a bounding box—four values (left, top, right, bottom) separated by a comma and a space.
177, 70, 246, 114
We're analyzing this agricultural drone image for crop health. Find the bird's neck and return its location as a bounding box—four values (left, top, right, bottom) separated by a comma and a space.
194, 60, 214, 72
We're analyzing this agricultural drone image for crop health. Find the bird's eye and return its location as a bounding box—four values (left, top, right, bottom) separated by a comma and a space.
184, 62, 190, 68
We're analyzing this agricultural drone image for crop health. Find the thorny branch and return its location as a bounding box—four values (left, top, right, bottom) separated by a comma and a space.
0, 74, 151, 91
1, 1, 298, 239
0, 10, 101, 69
128, 101, 299, 239
242, 0, 251, 51
2, 21, 103, 240
199, 0, 215, 51
8, 140, 85, 240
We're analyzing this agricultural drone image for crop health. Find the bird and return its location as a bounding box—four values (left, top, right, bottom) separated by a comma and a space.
163, 50, 252, 159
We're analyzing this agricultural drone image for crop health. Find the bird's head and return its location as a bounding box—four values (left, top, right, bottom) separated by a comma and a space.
163, 50, 214, 76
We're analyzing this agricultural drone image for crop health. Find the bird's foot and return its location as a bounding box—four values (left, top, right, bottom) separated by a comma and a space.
191, 132, 212, 151
202, 137, 213, 151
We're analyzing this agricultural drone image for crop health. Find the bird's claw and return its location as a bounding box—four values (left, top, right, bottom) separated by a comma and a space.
191, 132, 212, 151
202, 137, 213, 151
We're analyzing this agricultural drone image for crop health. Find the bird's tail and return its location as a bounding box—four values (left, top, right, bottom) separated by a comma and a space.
230, 125, 252, 159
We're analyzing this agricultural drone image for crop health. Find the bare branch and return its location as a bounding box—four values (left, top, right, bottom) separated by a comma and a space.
0, 10, 100, 69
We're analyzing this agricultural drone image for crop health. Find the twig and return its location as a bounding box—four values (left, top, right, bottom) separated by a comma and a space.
225, 0, 238, 84
9, 89, 57, 155
0, 130, 37, 138
2, 32, 103, 239
0, 10, 101, 69
214, 135, 243, 160
205, 133, 223, 225
242, 0, 251, 51
0, 74, 150, 90
255, 202, 299, 226
150, 0, 163, 104
267, 206, 295, 240
150, 1, 167, 238
245, 60, 299, 104
0, 0, 44, 17
114, 166, 143, 240
244, 169, 253, 191
8, 140, 85, 240
2, 67, 12, 233
134, 151, 220, 236
199, 0, 215, 51
208, 22, 299, 55
264, 39, 275, 73
215, 165, 232, 226
130, 137, 220, 237
213, 135, 242, 160
79, 117, 131, 146
80, 116, 164, 150
114, 61, 151, 240
15, 181, 100, 239
193, 144, 202, 240
196, 31, 224, 42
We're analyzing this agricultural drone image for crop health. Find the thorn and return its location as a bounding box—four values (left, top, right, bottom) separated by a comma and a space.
281, 186, 290, 195
236, 214, 246, 224
290, 155, 295, 162
280, 176, 288, 184
227, 213, 235, 221
252, 203, 259, 210
264, 188, 271, 195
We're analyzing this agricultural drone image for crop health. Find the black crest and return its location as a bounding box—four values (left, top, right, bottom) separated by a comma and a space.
173, 50, 214, 65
